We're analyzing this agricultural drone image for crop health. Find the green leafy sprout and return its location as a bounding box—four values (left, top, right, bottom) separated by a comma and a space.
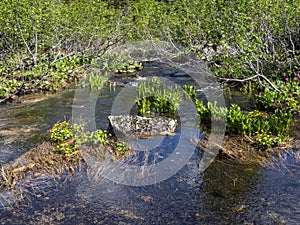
50, 121, 130, 157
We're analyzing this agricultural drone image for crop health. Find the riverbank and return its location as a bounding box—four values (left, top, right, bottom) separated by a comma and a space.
201, 135, 300, 164
0, 142, 84, 191
1, 130, 299, 194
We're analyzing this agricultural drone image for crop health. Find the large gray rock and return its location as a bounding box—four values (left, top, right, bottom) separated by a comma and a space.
108, 115, 177, 138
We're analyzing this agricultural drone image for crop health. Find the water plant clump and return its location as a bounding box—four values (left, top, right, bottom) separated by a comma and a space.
183, 85, 228, 122
86, 72, 108, 91
256, 78, 300, 114
136, 77, 181, 116
0, 121, 131, 194
183, 85, 292, 148
50, 121, 80, 156
50, 121, 130, 157
226, 106, 291, 138
114, 60, 143, 74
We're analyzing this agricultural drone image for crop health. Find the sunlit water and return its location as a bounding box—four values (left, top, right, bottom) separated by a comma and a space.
0, 62, 299, 224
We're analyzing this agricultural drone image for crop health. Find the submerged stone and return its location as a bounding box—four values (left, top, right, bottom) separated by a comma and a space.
108, 115, 178, 138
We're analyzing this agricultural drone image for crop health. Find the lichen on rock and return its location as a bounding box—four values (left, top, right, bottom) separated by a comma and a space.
108, 115, 178, 138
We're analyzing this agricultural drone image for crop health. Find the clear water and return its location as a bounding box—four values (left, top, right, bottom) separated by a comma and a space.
0, 62, 299, 224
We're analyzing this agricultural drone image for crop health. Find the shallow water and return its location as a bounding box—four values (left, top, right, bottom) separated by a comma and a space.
0, 154, 299, 224
0, 62, 299, 224
0, 90, 76, 163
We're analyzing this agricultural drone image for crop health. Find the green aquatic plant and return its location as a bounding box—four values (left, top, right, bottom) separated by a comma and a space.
50, 121, 76, 144
195, 99, 228, 122
50, 121, 130, 157
78, 129, 110, 145
183, 84, 197, 99
136, 77, 181, 115
228, 106, 291, 138
116, 142, 127, 151
256, 132, 287, 148
115, 60, 143, 74
183, 85, 227, 122
108, 141, 131, 159
256, 79, 300, 114
87, 73, 108, 90
50, 121, 79, 156
183, 84, 292, 148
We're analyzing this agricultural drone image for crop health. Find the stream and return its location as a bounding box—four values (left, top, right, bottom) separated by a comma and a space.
0, 62, 299, 224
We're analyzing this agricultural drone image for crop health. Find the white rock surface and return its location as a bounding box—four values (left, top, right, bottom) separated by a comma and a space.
108, 115, 177, 138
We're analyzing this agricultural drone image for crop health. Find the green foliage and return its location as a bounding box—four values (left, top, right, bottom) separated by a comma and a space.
0, 54, 92, 100
116, 142, 127, 151
128, 0, 300, 81
0, 0, 121, 55
86, 73, 108, 91
136, 77, 181, 115
225, 104, 291, 148
78, 129, 110, 145
115, 60, 143, 74
183, 85, 197, 99
239, 81, 262, 94
202, 0, 300, 81
50, 121, 79, 156
113, 142, 131, 159
256, 79, 300, 114
1, 0, 299, 102
227, 107, 291, 137
256, 133, 287, 148
50, 121, 130, 157
0, 0, 128, 100
195, 100, 228, 122
184, 85, 292, 148
183, 85, 228, 122
112, 0, 300, 83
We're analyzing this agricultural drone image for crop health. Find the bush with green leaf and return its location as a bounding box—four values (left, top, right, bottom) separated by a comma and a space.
1, 0, 299, 104
0, 0, 128, 101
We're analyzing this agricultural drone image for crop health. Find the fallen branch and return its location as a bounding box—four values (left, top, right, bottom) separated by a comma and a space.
0, 89, 20, 103
218, 74, 281, 92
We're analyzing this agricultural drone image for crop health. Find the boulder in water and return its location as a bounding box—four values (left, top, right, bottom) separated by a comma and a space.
108, 115, 177, 138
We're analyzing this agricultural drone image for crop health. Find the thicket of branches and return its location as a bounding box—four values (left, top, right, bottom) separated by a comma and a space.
0, 0, 299, 99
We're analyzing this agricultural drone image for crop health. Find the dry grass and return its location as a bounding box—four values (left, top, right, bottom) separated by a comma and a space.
199, 135, 298, 164
0, 142, 85, 191
0, 140, 132, 192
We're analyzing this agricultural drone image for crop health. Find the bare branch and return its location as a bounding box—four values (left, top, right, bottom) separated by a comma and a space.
15, 1, 37, 65
218, 73, 280, 92
50, 51, 76, 65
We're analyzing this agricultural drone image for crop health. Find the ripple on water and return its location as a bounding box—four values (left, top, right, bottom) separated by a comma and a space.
0, 63, 300, 224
